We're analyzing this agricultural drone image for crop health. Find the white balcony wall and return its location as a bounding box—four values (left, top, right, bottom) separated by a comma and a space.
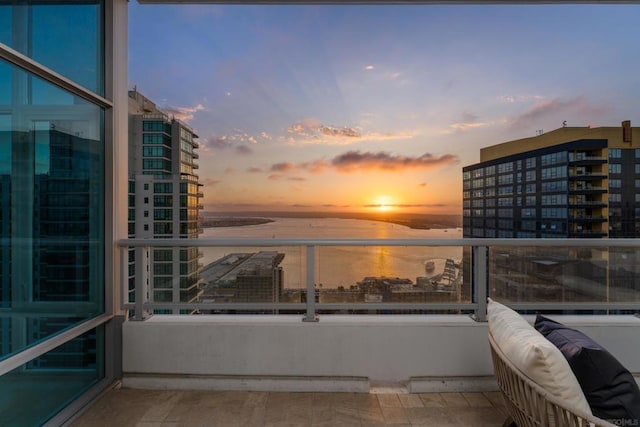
122, 314, 640, 393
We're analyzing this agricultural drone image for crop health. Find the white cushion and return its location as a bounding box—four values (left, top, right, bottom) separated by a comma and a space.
487, 298, 592, 415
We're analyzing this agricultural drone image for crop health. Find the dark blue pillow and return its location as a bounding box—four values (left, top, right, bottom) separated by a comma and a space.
535, 315, 640, 424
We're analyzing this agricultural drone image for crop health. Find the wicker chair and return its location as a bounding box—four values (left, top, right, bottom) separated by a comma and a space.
488, 332, 616, 427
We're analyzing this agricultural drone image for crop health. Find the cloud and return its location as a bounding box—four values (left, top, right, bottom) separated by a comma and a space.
200, 178, 220, 186
162, 103, 205, 122
247, 167, 263, 173
300, 160, 329, 174
444, 111, 492, 133
364, 65, 375, 70
509, 96, 608, 129
224, 167, 237, 173
363, 203, 448, 209
285, 118, 412, 145
498, 94, 544, 104
331, 150, 459, 173
418, 182, 427, 187
207, 135, 230, 150
235, 145, 253, 155
270, 162, 296, 173
263, 151, 458, 176
203, 130, 269, 152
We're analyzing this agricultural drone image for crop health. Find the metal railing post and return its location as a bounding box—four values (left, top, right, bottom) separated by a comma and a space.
133, 246, 150, 321
303, 245, 318, 322
472, 245, 488, 322
120, 246, 128, 312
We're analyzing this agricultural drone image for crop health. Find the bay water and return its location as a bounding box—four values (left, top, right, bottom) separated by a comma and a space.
200, 217, 462, 289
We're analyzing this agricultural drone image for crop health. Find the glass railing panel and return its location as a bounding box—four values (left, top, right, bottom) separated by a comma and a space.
316, 245, 468, 312
488, 245, 640, 307
121, 240, 640, 318
144, 245, 306, 314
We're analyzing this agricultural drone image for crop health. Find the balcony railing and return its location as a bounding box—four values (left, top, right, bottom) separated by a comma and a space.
119, 238, 640, 322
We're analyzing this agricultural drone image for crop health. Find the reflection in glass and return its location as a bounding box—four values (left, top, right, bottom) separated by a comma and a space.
488, 246, 640, 306
0, 327, 103, 426
0, 1, 104, 95
0, 57, 104, 359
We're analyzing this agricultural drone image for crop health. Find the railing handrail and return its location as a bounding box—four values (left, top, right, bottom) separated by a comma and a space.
118, 237, 640, 248
119, 237, 640, 321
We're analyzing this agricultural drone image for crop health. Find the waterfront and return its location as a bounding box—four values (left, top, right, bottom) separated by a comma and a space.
200, 217, 462, 290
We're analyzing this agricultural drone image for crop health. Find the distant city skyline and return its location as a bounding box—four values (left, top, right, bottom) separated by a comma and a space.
129, 2, 640, 214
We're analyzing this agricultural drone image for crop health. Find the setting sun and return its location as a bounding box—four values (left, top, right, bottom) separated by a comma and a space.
374, 196, 395, 212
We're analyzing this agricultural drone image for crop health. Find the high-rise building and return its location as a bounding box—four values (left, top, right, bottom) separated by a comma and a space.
463, 123, 639, 239
462, 123, 640, 304
127, 90, 203, 312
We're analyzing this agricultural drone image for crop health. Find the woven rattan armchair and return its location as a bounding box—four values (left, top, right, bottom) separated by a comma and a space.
488, 332, 616, 427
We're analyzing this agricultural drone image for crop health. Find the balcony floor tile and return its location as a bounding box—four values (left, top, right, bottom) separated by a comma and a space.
71, 388, 507, 427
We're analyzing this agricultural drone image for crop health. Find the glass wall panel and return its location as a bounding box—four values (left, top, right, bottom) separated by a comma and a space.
0, 57, 104, 359
488, 246, 640, 307
0, 326, 104, 426
0, 1, 104, 95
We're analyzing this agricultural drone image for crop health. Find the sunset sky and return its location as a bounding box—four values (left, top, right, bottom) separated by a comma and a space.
129, 3, 640, 214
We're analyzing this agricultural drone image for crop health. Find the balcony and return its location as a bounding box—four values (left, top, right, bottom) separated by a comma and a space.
568, 169, 607, 180
114, 238, 640, 400
568, 200, 607, 209
568, 185, 607, 194
567, 156, 607, 166
569, 215, 608, 223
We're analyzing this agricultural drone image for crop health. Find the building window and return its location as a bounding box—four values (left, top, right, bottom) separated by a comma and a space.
609, 179, 621, 188
541, 166, 566, 179
498, 174, 513, 185
541, 151, 567, 166
609, 148, 622, 158
609, 163, 622, 174
497, 162, 513, 173
541, 194, 567, 205
526, 157, 536, 169
154, 182, 173, 193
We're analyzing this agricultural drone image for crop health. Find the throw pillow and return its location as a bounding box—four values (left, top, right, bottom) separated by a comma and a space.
535, 315, 640, 424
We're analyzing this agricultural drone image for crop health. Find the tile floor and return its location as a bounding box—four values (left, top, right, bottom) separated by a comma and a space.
71, 387, 509, 427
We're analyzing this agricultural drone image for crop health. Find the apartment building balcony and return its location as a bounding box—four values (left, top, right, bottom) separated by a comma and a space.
567, 156, 607, 166
568, 172, 607, 181
568, 185, 607, 194
568, 200, 607, 209
569, 215, 608, 223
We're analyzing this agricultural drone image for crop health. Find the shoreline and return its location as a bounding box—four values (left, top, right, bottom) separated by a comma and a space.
201, 212, 461, 231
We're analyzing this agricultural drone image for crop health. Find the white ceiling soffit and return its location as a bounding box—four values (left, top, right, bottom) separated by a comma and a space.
136, 1, 635, 4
